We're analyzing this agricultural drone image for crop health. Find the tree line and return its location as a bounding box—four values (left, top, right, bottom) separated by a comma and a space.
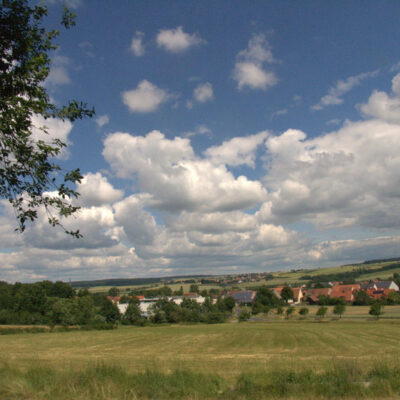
0, 280, 119, 326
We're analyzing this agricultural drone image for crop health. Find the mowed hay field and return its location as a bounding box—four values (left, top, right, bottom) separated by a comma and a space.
1, 320, 400, 399
1, 321, 399, 377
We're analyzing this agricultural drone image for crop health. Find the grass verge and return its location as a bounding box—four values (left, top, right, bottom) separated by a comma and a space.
0, 360, 399, 399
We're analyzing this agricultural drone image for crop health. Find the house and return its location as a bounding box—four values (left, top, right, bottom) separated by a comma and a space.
366, 288, 396, 301
117, 303, 128, 314
271, 287, 284, 299
303, 288, 331, 304
168, 294, 206, 305
139, 298, 160, 317
374, 281, 399, 292
360, 282, 377, 291
228, 290, 257, 305
330, 284, 360, 303
291, 287, 304, 304
106, 296, 120, 303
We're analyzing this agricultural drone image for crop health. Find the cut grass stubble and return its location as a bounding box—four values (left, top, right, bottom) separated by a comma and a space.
1, 320, 400, 398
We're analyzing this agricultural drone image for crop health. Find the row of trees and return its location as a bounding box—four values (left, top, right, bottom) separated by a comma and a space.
248, 286, 387, 320
251, 302, 384, 320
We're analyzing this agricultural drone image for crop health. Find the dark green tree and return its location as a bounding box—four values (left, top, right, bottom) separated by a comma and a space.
0, 0, 94, 235
75, 295, 95, 324
49, 281, 75, 298
77, 288, 90, 297
369, 303, 383, 320
119, 294, 129, 304
251, 301, 263, 315
238, 309, 250, 322
108, 287, 120, 297
299, 307, 309, 318
285, 306, 295, 319
353, 290, 371, 306
189, 284, 199, 293
222, 296, 235, 312
123, 302, 144, 325
256, 286, 281, 307
316, 306, 328, 319
99, 299, 120, 323
333, 303, 346, 319
280, 286, 294, 303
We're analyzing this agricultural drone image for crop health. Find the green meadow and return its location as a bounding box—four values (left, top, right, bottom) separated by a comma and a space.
1, 319, 400, 399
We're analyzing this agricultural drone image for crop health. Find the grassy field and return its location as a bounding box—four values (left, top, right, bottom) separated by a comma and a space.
1, 320, 399, 377
1, 319, 400, 398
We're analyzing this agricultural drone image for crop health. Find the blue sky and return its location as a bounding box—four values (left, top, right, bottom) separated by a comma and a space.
2, 0, 400, 282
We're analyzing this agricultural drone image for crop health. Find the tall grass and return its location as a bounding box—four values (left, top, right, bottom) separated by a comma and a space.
0, 360, 400, 399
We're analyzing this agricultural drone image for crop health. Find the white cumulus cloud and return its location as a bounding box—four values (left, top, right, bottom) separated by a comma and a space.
95, 114, 110, 127
77, 172, 124, 207
30, 114, 73, 159
156, 26, 204, 53
233, 33, 277, 91
193, 82, 214, 103
130, 31, 145, 56
205, 131, 268, 167
122, 80, 169, 113
360, 72, 400, 123
103, 130, 267, 213
45, 55, 71, 87
260, 117, 400, 230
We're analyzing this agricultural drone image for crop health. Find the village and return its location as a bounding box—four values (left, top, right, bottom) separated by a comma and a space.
106, 279, 400, 318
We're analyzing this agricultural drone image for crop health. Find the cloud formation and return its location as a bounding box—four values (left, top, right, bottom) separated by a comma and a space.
122, 80, 170, 113
193, 82, 214, 103
95, 114, 110, 127
312, 70, 379, 110
205, 131, 268, 167
45, 55, 71, 87
77, 172, 124, 207
130, 31, 145, 56
156, 27, 204, 53
360, 72, 400, 123
30, 114, 73, 159
3, 73, 400, 282
102, 130, 267, 212
260, 118, 400, 230
233, 33, 278, 90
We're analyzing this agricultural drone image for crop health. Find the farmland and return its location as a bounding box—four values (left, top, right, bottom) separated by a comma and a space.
78, 259, 400, 295
1, 319, 400, 398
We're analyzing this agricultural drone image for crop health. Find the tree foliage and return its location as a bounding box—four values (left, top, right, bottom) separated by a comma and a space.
369, 303, 383, 320
333, 303, 346, 318
0, 0, 94, 235
316, 306, 328, 319
280, 286, 294, 303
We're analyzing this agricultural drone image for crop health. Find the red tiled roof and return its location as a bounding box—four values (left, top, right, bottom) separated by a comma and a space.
291, 287, 303, 300
304, 288, 331, 302
106, 296, 120, 302
366, 288, 395, 300
329, 284, 360, 302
